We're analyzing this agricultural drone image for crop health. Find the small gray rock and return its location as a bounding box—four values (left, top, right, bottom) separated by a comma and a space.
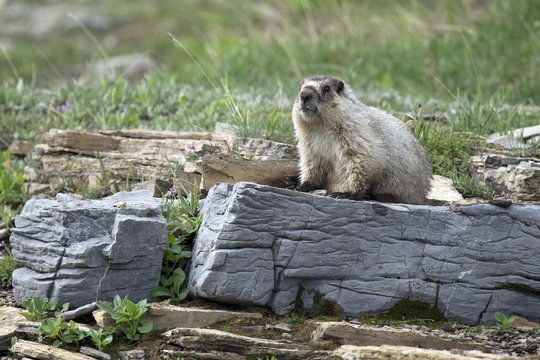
118, 349, 145, 360
11, 191, 167, 308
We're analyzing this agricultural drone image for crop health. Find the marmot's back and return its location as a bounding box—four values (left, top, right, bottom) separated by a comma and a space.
292, 75, 432, 204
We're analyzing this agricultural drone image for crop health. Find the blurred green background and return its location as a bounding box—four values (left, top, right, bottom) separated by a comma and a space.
0, 0, 538, 167
2, 0, 539, 99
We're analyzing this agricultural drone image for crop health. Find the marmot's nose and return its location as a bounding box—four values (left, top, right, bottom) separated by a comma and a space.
300, 88, 314, 103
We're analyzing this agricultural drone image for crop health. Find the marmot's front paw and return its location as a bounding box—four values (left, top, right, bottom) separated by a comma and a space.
328, 192, 367, 201
285, 175, 300, 190
295, 182, 317, 193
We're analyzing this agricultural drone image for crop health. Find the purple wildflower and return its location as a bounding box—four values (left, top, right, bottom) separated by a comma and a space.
169, 185, 179, 194
55, 100, 71, 112
187, 141, 195, 149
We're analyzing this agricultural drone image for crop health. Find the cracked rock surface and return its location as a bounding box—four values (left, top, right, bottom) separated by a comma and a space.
188, 182, 540, 325
10, 191, 167, 308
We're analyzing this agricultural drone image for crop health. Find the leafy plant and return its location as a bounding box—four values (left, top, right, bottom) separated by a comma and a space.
0, 241, 19, 287
38, 303, 86, 347
494, 312, 516, 333
96, 295, 153, 341
9, 336, 17, 353
0, 150, 27, 228
0, 150, 26, 206
285, 313, 306, 325
21, 296, 58, 321
466, 324, 486, 334
86, 327, 115, 352
413, 114, 493, 199
151, 184, 201, 305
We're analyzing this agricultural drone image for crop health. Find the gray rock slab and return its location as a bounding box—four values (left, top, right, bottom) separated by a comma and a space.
10, 191, 167, 308
188, 182, 540, 325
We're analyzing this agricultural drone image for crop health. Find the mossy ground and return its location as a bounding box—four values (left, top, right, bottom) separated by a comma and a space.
361, 299, 450, 328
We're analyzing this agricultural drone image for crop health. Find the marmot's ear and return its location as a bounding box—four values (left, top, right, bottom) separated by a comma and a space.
336, 80, 344, 93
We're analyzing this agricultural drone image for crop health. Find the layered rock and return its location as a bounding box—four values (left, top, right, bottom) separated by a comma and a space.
470, 148, 540, 201
188, 182, 540, 325
23, 128, 299, 197
10, 191, 167, 308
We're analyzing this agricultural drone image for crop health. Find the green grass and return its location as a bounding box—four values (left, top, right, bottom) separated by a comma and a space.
1, 0, 539, 200
2, 0, 539, 100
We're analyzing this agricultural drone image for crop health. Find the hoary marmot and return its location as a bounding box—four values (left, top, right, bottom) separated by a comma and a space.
291, 75, 432, 204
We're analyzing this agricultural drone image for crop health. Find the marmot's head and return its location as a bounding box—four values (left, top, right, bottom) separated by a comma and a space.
293, 75, 347, 121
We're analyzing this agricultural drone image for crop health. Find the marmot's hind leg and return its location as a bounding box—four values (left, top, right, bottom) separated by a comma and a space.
328, 192, 373, 201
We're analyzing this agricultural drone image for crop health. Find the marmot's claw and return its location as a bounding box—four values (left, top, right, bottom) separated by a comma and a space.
329, 192, 366, 201
285, 175, 300, 190
295, 182, 317, 193
489, 199, 513, 207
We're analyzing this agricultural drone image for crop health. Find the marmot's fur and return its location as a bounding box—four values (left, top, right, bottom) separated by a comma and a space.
291, 75, 432, 204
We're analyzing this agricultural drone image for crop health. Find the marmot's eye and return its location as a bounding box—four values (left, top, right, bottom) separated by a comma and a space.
322, 85, 331, 93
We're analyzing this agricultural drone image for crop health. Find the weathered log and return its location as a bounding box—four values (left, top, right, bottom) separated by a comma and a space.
311, 322, 490, 352
199, 153, 298, 190
93, 303, 262, 331
11, 339, 95, 360
164, 327, 335, 360
0, 306, 25, 350
333, 345, 508, 360
188, 182, 540, 325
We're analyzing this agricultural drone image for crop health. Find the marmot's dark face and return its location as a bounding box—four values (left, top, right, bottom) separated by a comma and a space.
296, 75, 345, 117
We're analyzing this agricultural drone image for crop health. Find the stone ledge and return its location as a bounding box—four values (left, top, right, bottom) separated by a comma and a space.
187, 182, 540, 325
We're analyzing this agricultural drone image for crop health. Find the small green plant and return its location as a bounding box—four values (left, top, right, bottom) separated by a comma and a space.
86, 327, 115, 352
0, 150, 27, 227
21, 296, 58, 321
285, 313, 306, 325
0, 150, 26, 206
152, 184, 201, 305
9, 336, 17, 350
38, 303, 86, 347
467, 324, 486, 334
0, 241, 19, 287
96, 295, 153, 341
494, 312, 516, 333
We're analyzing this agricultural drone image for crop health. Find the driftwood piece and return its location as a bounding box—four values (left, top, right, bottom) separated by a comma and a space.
199, 153, 298, 190
11, 339, 95, 360
34, 129, 300, 195
311, 322, 490, 352
164, 327, 334, 360
333, 345, 508, 360
188, 182, 540, 325
0, 306, 25, 350
93, 302, 262, 331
